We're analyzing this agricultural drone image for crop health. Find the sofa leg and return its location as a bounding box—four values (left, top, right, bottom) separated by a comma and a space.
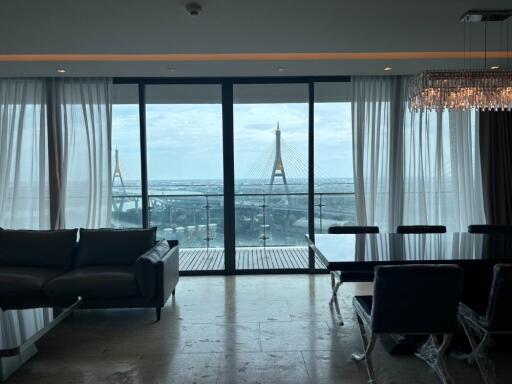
156, 307, 161, 321
172, 288, 176, 296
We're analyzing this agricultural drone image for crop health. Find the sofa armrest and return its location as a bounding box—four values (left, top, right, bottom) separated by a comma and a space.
155, 243, 179, 306
136, 240, 178, 300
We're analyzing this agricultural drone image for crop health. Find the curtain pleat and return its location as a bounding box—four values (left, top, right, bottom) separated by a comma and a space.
0, 79, 48, 229
352, 76, 403, 232
351, 76, 485, 232
403, 107, 484, 231
47, 78, 112, 229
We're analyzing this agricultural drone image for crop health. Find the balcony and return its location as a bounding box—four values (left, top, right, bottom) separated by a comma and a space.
112, 191, 355, 271
179, 247, 326, 272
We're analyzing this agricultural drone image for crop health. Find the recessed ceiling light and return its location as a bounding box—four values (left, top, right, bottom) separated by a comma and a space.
277, 67, 285, 72
56, 69, 66, 73
490, 65, 500, 70
384, 67, 392, 71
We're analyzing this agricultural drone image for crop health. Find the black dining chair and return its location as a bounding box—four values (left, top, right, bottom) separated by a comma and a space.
327, 225, 379, 326
468, 225, 512, 234
458, 264, 512, 384
352, 264, 464, 384
396, 225, 446, 234
328, 225, 380, 235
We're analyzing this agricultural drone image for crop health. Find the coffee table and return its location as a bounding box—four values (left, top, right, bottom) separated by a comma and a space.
0, 298, 82, 381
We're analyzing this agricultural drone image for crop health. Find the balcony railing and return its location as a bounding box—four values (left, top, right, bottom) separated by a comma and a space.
111, 192, 356, 248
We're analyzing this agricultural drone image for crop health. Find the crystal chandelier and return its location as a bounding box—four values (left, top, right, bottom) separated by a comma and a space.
408, 70, 512, 111
408, 10, 512, 111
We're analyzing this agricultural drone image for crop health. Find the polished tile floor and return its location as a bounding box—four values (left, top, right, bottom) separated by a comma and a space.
8, 275, 512, 383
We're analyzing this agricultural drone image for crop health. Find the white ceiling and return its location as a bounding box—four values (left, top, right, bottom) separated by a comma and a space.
0, 0, 511, 77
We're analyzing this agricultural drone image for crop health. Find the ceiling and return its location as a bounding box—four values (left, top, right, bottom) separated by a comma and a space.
0, 0, 511, 77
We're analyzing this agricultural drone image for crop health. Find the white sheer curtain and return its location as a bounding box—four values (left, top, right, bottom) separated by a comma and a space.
0, 79, 49, 229
403, 106, 485, 231
351, 77, 404, 232
48, 78, 112, 229
351, 76, 484, 232
0, 78, 112, 230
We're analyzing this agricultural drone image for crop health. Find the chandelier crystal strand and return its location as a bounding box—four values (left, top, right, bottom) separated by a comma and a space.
408, 70, 512, 111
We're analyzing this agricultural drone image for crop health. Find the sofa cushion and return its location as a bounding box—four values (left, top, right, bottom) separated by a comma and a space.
43, 266, 138, 300
76, 228, 157, 267
0, 267, 63, 300
136, 240, 171, 299
0, 229, 78, 270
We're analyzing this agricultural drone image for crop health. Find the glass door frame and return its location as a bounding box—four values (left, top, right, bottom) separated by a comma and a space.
113, 76, 350, 275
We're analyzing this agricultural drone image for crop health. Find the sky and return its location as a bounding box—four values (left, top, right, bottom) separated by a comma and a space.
112, 101, 353, 182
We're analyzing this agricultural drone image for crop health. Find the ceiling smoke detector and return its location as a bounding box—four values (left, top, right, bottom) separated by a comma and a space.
185, 2, 202, 16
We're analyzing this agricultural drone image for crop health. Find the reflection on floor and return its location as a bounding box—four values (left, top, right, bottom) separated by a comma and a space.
9, 275, 512, 383
180, 247, 325, 271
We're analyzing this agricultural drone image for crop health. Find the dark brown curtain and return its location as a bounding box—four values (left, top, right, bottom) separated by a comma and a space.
479, 110, 512, 224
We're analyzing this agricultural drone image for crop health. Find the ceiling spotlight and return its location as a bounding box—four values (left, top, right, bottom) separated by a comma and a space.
277, 67, 286, 72
490, 65, 500, 70
56, 69, 66, 73
185, 2, 202, 16
384, 67, 392, 71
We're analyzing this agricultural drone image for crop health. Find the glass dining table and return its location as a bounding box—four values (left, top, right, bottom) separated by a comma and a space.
307, 232, 512, 353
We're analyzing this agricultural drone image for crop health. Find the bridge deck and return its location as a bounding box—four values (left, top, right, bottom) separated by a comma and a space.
180, 247, 325, 271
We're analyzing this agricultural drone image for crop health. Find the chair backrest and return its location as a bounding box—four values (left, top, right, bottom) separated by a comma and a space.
328, 225, 379, 234
484, 264, 512, 332
371, 264, 464, 334
468, 225, 512, 234
396, 225, 446, 234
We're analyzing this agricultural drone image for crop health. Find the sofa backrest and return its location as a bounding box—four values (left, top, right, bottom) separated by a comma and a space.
76, 227, 157, 267
0, 229, 78, 270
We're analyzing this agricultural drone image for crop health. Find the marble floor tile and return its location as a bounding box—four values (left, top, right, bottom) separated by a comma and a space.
260, 320, 351, 352
180, 322, 262, 353
6, 275, 512, 384
301, 350, 365, 384
217, 351, 309, 384
10, 353, 222, 384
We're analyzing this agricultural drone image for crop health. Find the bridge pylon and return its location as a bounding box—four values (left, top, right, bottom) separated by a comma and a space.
112, 147, 126, 212
269, 122, 289, 195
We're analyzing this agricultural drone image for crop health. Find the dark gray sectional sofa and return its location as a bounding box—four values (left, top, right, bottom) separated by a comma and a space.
0, 227, 179, 321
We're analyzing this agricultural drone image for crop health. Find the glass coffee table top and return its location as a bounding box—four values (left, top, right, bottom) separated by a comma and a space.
0, 298, 81, 357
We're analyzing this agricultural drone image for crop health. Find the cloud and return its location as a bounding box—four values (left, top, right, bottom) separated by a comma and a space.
112, 101, 354, 181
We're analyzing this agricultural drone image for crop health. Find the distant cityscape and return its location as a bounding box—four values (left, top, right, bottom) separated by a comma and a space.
111, 120, 355, 248
112, 178, 356, 249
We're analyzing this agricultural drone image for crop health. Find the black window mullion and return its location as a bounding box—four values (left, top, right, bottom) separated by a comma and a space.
222, 82, 236, 274
308, 81, 315, 271
138, 82, 149, 228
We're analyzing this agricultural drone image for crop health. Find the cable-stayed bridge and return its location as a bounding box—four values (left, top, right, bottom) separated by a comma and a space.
112, 123, 355, 248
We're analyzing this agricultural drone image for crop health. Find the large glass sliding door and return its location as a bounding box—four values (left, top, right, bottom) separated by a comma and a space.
111, 84, 143, 228
233, 84, 310, 270
111, 77, 350, 274
313, 82, 355, 233
145, 84, 225, 272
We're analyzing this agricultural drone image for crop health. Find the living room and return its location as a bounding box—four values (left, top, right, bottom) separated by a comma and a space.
1, 1, 512, 383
